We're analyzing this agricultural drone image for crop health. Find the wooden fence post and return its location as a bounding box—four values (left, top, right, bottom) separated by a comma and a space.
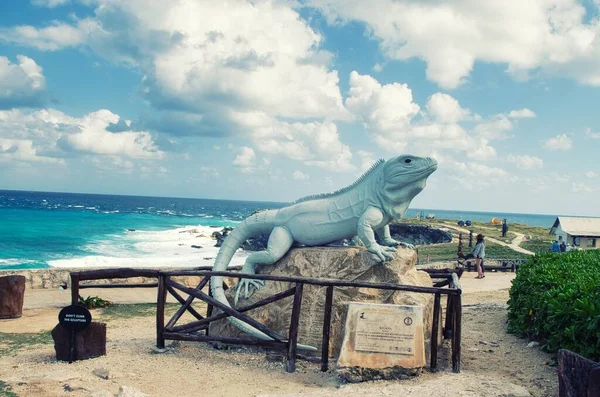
70, 273, 80, 305
156, 275, 167, 349
452, 292, 462, 373
286, 283, 304, 373
430, 292, 441, 371
444, 295, 454, 339
321, 286, 334, 372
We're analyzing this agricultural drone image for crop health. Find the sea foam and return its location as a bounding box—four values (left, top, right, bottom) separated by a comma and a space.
48, 225, 249, 269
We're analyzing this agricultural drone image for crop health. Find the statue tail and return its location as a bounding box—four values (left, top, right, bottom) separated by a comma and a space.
210, 210, 317, 351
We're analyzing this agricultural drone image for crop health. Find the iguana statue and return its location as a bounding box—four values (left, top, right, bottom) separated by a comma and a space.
210, 154, 437, 349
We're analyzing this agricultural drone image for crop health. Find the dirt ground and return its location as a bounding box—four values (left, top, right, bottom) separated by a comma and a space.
0, 272, 558, 397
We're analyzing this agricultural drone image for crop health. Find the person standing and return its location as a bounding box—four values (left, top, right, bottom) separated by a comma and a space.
559, 241, 566, 252
552, 241, 560, 252
471, 233, 486, 279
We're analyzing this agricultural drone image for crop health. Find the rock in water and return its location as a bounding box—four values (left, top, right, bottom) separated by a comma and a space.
0, 275, 26, 319
209, 246, 436, 359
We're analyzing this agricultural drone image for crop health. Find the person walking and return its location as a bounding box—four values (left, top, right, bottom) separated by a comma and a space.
472, 233, 486, 279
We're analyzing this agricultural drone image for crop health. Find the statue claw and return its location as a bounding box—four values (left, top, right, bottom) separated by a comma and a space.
382, 238, 401, 247
367, 243, 396, 262
233, 278, 265, 305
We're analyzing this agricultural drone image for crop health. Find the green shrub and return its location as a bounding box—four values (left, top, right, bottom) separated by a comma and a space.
78, 295, 112, 309
507, 250, 600, 361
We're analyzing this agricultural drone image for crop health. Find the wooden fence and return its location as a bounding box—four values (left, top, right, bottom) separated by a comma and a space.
459, 258, 526, 273
70, 267, 462, 374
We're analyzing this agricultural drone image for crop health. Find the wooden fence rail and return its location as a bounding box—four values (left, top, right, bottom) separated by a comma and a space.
70, 266, 462, 374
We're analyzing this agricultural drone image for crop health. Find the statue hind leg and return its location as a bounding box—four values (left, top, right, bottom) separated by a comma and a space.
234, 226, 294, 304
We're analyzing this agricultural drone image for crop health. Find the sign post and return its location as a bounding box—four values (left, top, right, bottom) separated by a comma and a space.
58, 305, 92, 363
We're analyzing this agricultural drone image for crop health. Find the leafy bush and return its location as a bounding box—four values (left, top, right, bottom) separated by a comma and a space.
78, 295, 112, 309
507, 250, 600, 361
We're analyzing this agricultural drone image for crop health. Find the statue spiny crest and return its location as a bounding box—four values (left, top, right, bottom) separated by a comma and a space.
293, 159, 385, 204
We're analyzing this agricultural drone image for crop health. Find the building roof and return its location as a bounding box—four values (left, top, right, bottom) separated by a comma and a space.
550, 216, 600, 237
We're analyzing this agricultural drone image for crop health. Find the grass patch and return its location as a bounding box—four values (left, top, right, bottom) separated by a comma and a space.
416, 243, 458, 262
521, 238, 554, 254
0, 381, 17, 397
485, 243, 530, 259
402, 218, 551, 241
100, 303, 181, 319
0, 331, 52, 356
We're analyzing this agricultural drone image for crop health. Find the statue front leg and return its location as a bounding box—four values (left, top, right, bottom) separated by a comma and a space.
358, 207, 396, 262
377, 224, 414, 250
234, 226, 293, 304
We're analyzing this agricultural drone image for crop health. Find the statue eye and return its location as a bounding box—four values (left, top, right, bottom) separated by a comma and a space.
404, 158, 412, 164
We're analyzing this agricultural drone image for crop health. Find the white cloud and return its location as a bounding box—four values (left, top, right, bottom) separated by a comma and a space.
0, 55, 46, 108
0, 19, 98, 51
585, 170, 598, 178
199, 166, 219, 178
31, 0, 70, 7
543, 134, 572, 150
445, 159, 509, 191
585, 127, 600, 139
233, 146, 256, 174
307, 0, 600, 88
357, 150, 377, 173
506, 154, 543, 169
345, 71, 496, 159
0, 0, 357, 174
0, 108, 163, 167
0, 138, 65, 165
550, 172, 570, 183
572, 182, 600, 193
426, 93, 470, 123
1, 1, 349, 120
473, 115, 513, 140
61, 110, 163, 158
508, 108, 536, 119
292, 170, 309, 180
373, 63, 383, 72
231, 111, 354, 171
89, 156, 135, 175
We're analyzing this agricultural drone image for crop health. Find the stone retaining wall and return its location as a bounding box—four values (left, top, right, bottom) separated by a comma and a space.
0, 268, 204, 290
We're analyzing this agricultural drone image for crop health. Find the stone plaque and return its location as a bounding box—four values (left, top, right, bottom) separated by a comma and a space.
337, 302, 425, 370
354, 307, 417, 355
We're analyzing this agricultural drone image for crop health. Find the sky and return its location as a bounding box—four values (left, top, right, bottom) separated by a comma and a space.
1, 0, 600, 216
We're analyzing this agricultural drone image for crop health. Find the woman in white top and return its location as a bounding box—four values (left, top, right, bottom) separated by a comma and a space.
471, 234, 486, 279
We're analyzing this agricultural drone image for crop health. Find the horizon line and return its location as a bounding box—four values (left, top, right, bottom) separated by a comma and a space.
1, 188, 599, 219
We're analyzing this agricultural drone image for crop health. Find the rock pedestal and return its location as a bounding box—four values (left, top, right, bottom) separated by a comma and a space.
0, 275, 26, 319
209, 246, 435, 359
52, 322, 107, 361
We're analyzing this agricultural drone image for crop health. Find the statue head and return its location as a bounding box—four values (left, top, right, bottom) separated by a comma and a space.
381, 154, 438, 219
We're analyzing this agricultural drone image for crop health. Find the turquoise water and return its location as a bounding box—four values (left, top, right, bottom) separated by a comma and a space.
0, 190, 284, 270
0, 189, 576, 270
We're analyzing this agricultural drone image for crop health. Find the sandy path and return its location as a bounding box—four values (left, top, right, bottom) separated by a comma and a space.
441, 223, 534, 255
0, 272, 558, 397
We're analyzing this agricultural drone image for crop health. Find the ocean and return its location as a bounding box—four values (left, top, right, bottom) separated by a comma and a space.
0, 190, 560, 271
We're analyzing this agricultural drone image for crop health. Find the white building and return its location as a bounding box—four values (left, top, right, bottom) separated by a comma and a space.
550, 217, 600, 249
